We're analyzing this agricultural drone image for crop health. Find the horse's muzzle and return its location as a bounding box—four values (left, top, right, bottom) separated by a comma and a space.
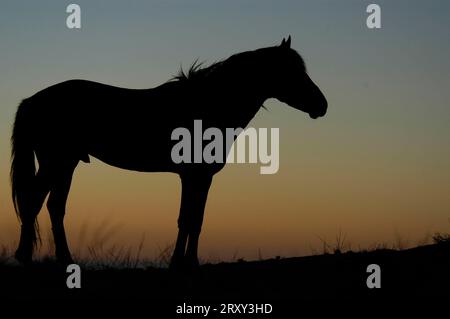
309, 98, 328, 119
309, 107, 327, 119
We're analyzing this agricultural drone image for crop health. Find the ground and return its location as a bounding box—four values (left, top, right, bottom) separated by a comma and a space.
0, 242, 448, 315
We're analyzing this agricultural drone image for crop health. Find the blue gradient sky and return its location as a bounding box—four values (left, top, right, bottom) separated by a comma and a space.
1, 1, 449, 260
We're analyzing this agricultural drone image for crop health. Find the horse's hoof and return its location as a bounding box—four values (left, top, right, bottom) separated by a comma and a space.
14, 250, 32, 265
56, 254, 75, 265
170, 258, 200, 276
184, 257, 200, 270
169, 256, 185, 272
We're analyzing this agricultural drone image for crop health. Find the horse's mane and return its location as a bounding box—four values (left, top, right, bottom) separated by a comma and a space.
172, 59, 224, 82
171, 46, 306, 83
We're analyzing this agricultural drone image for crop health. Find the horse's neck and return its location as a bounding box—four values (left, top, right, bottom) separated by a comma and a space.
207, 53, 270, 128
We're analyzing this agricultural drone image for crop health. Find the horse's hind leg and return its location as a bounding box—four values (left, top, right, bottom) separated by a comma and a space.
46, 161, 78, 264
15, 169, 51, 264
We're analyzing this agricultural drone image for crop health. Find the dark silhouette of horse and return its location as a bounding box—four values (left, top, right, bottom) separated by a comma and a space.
11, 36, 327, 268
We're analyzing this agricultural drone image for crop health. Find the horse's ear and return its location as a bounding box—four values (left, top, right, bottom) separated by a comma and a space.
280, 35, 291, 49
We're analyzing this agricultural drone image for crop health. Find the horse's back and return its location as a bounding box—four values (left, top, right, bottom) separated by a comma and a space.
20, 79, 190, 170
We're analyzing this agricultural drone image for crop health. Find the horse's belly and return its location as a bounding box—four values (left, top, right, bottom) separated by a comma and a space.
88, 148, 225, 175
88, 147, 175, 173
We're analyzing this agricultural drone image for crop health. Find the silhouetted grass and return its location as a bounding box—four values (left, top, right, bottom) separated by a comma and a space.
0, 218, 176, 269
1, 222, 449, 269
0, 245, 12, 265
316, 229, 351, 255
433, 232, 450, 244
311, 229, 450, 256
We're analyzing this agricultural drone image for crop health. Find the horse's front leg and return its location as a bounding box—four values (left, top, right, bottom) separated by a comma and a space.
170, 173, 212, 270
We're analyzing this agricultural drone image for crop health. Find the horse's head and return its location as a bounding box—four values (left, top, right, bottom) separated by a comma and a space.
271, 36, 328, 119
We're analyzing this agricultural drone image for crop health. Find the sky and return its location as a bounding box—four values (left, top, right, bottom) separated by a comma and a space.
0, 0, 449, 262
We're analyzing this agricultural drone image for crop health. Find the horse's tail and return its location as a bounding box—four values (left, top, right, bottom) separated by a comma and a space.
11, 98, 39, 245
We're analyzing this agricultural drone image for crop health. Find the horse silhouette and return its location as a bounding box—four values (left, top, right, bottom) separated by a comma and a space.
11, 36, 327, 268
